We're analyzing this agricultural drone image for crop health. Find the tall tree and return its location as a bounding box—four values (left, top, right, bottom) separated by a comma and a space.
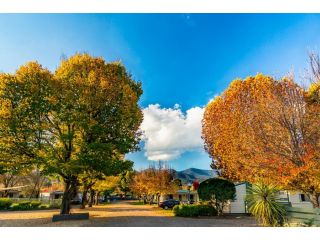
0, 54, 143, 214
202, 74, 320, 207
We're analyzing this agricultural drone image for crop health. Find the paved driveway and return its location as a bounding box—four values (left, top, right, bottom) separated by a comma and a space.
0, 200, 257, 227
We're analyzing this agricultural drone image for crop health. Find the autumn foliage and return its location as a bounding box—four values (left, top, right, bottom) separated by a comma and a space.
0, 54, 143, 213
131, 163, 178, 204
202, 74, 320, 207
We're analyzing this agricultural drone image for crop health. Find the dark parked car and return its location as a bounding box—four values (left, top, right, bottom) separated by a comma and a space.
159, 199, 180, 209
70, 199, 81, 205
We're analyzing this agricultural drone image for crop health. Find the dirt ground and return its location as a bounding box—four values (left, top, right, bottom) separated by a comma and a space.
0, 200, 257, 227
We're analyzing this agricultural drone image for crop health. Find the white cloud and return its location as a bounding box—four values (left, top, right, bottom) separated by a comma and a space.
141, 104, 205, 161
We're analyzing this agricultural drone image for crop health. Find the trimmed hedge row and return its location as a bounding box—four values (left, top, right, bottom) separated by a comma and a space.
0, 198, 13, 210
10, 201, 42, 210
173, 204, 218, 217
0, 198, 60, 211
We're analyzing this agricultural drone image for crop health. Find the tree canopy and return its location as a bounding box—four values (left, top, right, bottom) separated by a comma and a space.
131, 163, 178, 204
0, 53, 143, 213
202, 73, 320, 207
197, 178, 235, 214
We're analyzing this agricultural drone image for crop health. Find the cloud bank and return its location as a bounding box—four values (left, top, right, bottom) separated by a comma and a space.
141, 104, 205, 161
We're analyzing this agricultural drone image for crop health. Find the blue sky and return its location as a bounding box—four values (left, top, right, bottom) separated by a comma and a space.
0, 14, 319, 170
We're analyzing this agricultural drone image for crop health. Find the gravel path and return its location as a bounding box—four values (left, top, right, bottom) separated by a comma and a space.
0, 200, 257, 227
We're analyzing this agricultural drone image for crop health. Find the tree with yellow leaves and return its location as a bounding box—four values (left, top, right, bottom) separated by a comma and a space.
0, 54, 143, 214
131, 163, 178, 204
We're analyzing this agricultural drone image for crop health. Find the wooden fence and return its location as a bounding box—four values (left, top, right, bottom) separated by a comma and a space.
286, 206, 320, 226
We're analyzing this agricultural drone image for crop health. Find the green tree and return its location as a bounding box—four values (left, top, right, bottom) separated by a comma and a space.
197, 178, 235, 215
119, 170, 134, 199
0, 54, 143, 214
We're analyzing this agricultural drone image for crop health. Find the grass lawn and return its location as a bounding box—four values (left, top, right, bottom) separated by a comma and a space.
129, 201, 146, 205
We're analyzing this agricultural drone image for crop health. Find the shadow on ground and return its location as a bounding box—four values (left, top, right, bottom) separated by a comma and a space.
0, 200, 257, 227
82, 215, 258, 227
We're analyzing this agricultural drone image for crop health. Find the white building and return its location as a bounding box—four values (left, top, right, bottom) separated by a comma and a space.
228, 182, 315, 214
229, 182, 248, 213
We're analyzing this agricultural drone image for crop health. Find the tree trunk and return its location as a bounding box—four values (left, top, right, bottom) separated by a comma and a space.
88, 188, 95, 207
3, 181, 9, 197
308, 193, 320, 208
3, 190, 8, 198
60, 178, 77, 214
80, 188, 88, 209
94, 191, 99, 205
148, 195, 153, 205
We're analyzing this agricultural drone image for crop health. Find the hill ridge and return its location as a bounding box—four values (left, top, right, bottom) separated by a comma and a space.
174, 167, 217, 184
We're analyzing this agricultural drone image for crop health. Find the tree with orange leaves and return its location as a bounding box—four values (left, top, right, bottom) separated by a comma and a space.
131, 163, 178, 204
202, 74, 320, 207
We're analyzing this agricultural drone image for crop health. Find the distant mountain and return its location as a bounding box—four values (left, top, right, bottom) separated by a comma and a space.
173, 168, 217, 184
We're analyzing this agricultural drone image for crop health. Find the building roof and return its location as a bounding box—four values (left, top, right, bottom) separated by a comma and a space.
177, 190, 197, 194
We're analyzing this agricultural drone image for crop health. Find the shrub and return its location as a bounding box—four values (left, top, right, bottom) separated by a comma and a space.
39, 204, 50, 209
10, 203, 21, 211
18, 201, 32, 210
9, 201, 42, 211
246, 183, 287, 226
197, 205, 218, 216
30, 201, 41, 208
0, 198, 13, 210
173, 204, 217, 217
49, 202, 61, 209
198, 178, 236, 215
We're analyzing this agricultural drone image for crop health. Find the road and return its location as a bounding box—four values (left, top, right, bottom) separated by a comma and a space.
0, 200, 257, 227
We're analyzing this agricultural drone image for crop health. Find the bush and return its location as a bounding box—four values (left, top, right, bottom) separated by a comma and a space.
9, 201, 32, 210
30, 201, 41, 208
0, 198, 13, 210
246, 183, 287, 226
9, 201, 42, 211
198, 178, 235, 215
173, 205, 180, 215
173, 204, 217, 217
49, 202, 61, 209
18, 201, 32, 210
39, 204, 50, 209
10, 203, 21, 211
197, 205, 218, 216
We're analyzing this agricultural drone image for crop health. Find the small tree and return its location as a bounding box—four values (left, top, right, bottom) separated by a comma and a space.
21, 168, 50, 198
118, 170, 134, 199
197, 178, 235, 215
246, 183, 286, 226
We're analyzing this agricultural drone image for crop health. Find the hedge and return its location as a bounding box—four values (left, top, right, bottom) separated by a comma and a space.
173, 204, 218, 217
0, 198, 13, 210
0, 199, 60, 211
10, 201, 35, 210
39, 204, 50, 209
